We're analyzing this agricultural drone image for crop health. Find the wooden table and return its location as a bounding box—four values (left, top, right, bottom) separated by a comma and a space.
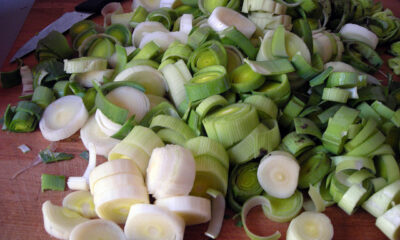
0, 1, 398, 239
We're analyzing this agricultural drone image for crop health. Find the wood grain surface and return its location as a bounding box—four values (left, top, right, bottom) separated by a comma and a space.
0, 0, 399, 239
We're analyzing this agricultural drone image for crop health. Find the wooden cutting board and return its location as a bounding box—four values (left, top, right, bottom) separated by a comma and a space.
0, 0, 398, 239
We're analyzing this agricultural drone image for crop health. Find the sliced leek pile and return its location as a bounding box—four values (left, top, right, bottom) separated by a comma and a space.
3, 0, 400, 240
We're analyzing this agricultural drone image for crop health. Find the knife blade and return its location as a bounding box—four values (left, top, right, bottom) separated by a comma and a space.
10, 0, 122, 62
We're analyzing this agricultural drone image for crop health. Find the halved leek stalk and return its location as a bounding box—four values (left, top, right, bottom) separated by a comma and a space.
257, 151, 300, 198
62, 191, 97, 218
124, 204, 185, 240
146, 145, 196, 199
202, 103, 259, 148
286, 211, 334, 240
39, 95, 88, 141
69, 219, 126, 240
42, 200, 89, 240
155, 196, 211, 225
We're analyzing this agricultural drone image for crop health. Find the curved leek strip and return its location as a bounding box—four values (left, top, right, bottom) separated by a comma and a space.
208, 7, 256, 38
162, 41, 193, 62
262, 190, 303, 223
62, 191, 97, 219
376, 155, 400, 184
376, 204, 400, 240
80, 116, 120, 157
242, 0, 287, 14
146, 145, 196, 199
342, 41, 383, 73
253, 74, 291, 106
286, 211, 334, 240
89, 159, 143, 193
161, 60, 192, 108
101, 2, 123, 26
228, 121, 280, 164
244, 95, 277, 119
225, 45, 244, 73
155, 196, 211, 225
77, 34, 119, 58
72, 28, 98, 51
291, 53, 323, 80
372, 100, 395, 120
202, 103, 259, 148
70, 219, 125, 240
132, 41, 161, 61
230, 63, 265, 93
338, 183, 368, 215
132, 0, 161, 12
294, 118, 322, 139
140, 101, 180, 127
309, 66, 334, 87
205, 189, 225, 239
185, 65, 230, 101
322, 106, 359, 154
67, 143, 97, 191
185, 136, 229, 169
64, 57, 108, 74
362, 180, 400, 218
340, 24, 378, 49
281, 132, 315, 157
303, 184, 326, 212
180, 14, 193, 35
105, 24, 131, 46
229, 162, 263, 207
195, 95, 228, 119
241, 196, 281, 240
188, 40, 227, 73
132, 21, 169, 47
114, 65, 166, 97
42, 200, 90, 240
95, 109, 123, 137
39, 95, 88, 141
129, 6, 149, 28
191, 156, 228, 197
220, 26, 258, 60
292, 19, 313, 55
104, 86, 150, 122
150, 114, 196, 140
124, 204, 185, 240
157, 128, 187, 145
188, 26, 212, 49
257, 30, 311, 64
258, 151, 300, 199
70, 69, 114, 88
345, 131, 385, 157
94, 185, 149, 224
298, 151, 330, 189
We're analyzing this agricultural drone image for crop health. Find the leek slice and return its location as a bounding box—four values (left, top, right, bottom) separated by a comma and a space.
146, 8, 175, 30
376, 204, 400, 240
150, 114, 196, 140
298, 150, 330, 189
132, 21, 169, 47
262, 190, 303, 223
228, 162, 263, 212
86, 38, 115, 59
70, 20, 97, 41
219, 26, 258, 59
245, 59, 295, 76
105, 24, 131, 46
362, 180, 400, 218
188, 40, 227, 72
376, 155, 400, 184
202, 103, 259, 148
185, 136, 229, 169
62, 191, 96, 219
195, 95, 228, 119
241, 196, 281, 240
132, 41, 161, 61
294, 118, 322, 139
244, 95, 277, 119
130, 6, 148, 28
253, 74, 291, 106
286, 211, 334, 240
70, 69, 114, 88
228, 121, 280, 164
191, 155, 228, 197
64, 57, 108, 74
281, 132, 315, 157
114, 65, 166, 96
280, 96, 306, 128
188, 26, 213, 49
162, 41, 192, 62
140, 101, 180, 127
185, 65, 230, 101
69, 219, 125, 240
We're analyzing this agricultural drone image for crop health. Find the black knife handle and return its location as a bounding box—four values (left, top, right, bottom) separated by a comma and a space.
75, 0, 123, 14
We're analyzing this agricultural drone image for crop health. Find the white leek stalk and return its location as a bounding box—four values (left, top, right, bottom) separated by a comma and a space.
40, 95, 88, 141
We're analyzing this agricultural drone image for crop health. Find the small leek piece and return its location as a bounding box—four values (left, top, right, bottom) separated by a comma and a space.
64, 57, 107, 74
205, 189, 225, 239
18, 144, 31, 153
41, 174, 66, 191
39, 149, 74, 164
0, 59, 22, 88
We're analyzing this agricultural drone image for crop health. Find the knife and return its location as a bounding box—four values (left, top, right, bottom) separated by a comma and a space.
10, 0, 122, 62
